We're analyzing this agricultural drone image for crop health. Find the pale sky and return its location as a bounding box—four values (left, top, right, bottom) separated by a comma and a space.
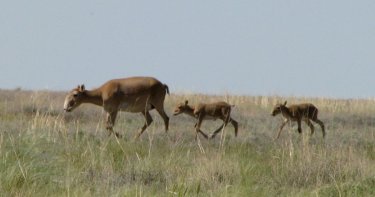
1, 1, 374, 98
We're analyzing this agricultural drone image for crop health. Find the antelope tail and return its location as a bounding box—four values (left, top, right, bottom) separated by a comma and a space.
164, 84, 170, 95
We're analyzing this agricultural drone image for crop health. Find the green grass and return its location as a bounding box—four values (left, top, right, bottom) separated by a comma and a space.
0, 89, 374, 196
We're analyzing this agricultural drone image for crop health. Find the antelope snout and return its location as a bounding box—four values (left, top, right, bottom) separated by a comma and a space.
64, 107, 72, 112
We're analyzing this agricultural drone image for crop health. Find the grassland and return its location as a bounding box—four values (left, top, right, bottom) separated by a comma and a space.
0, 89, 374, 196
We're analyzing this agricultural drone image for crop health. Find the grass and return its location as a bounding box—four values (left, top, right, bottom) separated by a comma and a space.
0, 89, 374, 196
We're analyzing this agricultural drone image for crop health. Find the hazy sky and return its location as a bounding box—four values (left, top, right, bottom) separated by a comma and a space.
1, 1, 374, 98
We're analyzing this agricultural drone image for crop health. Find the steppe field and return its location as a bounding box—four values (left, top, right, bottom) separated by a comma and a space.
0, 89, 374, 197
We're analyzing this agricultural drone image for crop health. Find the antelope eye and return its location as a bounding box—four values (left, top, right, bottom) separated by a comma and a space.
73, 93, 78, 98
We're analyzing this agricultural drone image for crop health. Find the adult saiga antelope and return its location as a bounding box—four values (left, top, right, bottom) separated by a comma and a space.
63, 76, 170, 138
173, 100, 238, 139
271, 101, 325, 139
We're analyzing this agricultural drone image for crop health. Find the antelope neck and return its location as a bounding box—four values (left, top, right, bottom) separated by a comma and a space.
280, 106, 293, 118
184, 105, 196, 117
82, 89, 103, 106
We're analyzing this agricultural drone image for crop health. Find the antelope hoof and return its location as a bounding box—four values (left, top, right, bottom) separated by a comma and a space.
134, 134, 141, 140
115, 132, 122, 138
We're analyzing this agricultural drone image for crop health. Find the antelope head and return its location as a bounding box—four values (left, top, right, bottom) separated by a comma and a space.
173, 100, 190, 116
64, 84, 86, 112
271, 101, 287, 116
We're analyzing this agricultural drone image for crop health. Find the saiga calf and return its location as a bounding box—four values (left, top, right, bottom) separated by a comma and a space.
174, 100, 239, 139
271, 101, 325, 139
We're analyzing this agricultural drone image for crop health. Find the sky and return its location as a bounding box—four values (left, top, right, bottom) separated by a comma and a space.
1, 0, 375, 98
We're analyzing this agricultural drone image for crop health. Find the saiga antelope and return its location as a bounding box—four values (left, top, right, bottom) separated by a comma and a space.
63, 76, 170, 138
173, 100, 239, 139
271, 101, 325, 139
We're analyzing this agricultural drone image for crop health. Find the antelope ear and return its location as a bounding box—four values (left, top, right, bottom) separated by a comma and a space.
79, 84, 85, 92
283, 101, 287, 106
184, 100, 188, 105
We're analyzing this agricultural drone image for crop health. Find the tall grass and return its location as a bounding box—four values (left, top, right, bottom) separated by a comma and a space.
0, 89, 374, 196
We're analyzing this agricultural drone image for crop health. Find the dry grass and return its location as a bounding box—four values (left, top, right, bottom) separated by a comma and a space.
0, 89, 374, 196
